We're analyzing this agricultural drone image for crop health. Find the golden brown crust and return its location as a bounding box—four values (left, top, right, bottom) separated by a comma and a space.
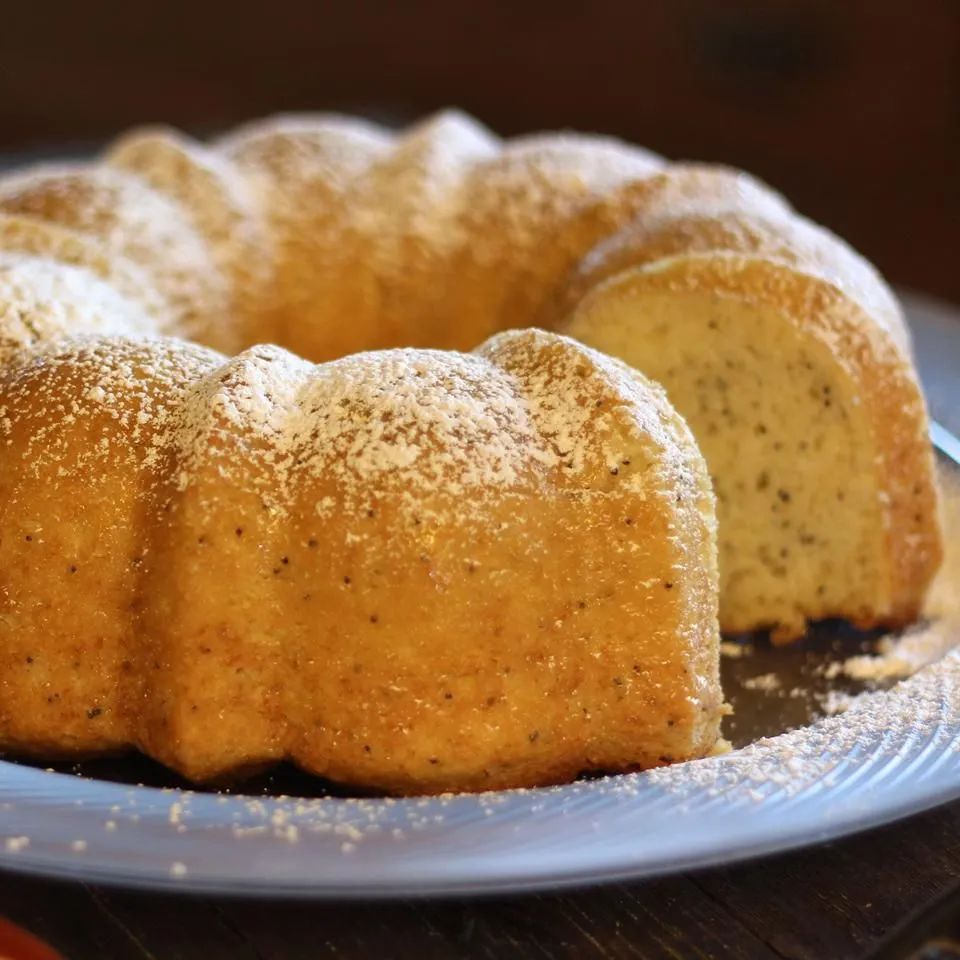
0, 330, 721, 793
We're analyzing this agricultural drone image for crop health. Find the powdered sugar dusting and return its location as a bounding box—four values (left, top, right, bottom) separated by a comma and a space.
0, 253, 157, 362
0, 325, 690, 533
166, 339, 549, 519
636, 643, 960, 801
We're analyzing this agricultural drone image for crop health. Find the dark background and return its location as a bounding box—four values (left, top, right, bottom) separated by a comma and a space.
0, 1, 956, 298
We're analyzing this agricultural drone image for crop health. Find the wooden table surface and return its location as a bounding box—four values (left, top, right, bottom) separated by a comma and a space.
2, 799, 960, 959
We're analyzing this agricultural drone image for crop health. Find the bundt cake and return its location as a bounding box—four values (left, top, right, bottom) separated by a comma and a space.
0, 109, 941, 791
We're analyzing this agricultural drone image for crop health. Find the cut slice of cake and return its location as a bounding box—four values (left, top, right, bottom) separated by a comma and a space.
564, 244, 941, 639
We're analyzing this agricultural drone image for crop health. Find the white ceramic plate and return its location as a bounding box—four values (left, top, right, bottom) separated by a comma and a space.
0, 291, 958, 898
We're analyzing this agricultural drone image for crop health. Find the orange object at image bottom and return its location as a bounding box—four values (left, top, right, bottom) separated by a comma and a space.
0, 918, 63, 960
